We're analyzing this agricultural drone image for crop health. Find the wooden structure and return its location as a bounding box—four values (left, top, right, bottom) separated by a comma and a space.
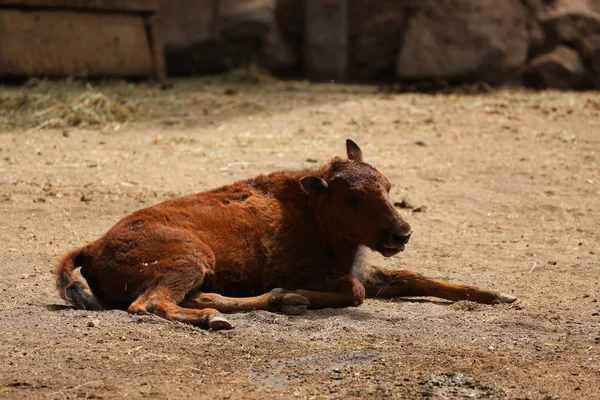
0, 0, 166, 80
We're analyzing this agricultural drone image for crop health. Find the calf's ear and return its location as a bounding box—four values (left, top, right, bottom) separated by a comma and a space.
346, 139, 363, 161
300, 176, 329, 195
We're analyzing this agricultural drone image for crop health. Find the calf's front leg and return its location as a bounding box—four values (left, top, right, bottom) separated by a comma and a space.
283, 274, 366, 309
361, 266, 517, 304
181, 275, 365, 315
180, 291, 311, 315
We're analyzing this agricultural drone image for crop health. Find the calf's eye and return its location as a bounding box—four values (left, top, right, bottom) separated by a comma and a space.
344, 195, 360, 207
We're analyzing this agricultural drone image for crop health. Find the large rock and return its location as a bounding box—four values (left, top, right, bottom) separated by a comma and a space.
259, 21, 298, 73
524, 0, 600, 88
161, 0, 295, 75
160, 0, 222, 75
216, 0, 274, 68
347, 1, 406, 80
528, 0, 600, 48
396, 0, 529, 84
524, 45, 586, 89
304, 0, 348, 81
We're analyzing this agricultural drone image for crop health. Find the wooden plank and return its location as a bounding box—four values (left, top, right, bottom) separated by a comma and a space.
0, 0, 159, 14
0, 10, 154, 78
304, 0, 348, 81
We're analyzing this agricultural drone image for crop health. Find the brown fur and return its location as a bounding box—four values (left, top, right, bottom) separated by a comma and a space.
55, 140, 516, 329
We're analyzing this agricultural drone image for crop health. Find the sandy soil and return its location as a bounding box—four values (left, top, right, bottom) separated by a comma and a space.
1, 80, 599, 399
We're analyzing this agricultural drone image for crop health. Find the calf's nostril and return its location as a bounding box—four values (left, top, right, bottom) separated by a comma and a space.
391, 232, 411, 245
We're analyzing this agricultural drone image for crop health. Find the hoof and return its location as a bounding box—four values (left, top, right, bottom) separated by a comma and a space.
495, 292, 518, 303
280, 304, 308, 315
208, 315, 233, 330
282, 293, 310, 306
269, 290, 309, 314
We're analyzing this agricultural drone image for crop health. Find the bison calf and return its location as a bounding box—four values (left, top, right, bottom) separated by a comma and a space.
55, 140, 516, 329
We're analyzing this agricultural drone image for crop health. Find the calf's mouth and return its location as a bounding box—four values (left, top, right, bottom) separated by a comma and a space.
378, 231, 411, 257
379, 244, 405, 257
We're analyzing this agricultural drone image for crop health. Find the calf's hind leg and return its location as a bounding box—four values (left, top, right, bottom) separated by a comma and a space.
361, 266, 516, 304
128, 287, 232, 330
121, 235, 232, 330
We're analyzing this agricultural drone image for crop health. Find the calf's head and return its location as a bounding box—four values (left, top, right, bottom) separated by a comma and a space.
301, 139, 412, 257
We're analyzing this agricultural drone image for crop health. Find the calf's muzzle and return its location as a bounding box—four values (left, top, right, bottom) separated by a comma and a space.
379, 222, 412, 256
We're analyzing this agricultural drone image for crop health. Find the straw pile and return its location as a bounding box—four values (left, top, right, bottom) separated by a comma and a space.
0, 89, 138, 131
224, 64, 282, 85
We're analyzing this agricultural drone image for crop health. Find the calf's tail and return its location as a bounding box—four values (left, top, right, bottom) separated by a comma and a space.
54, 248, 103, 310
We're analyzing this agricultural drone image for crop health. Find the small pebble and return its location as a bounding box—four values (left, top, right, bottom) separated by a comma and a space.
87, 319, 100, 328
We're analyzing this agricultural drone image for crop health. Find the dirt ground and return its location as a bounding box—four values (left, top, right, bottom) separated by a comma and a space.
0, 78, 599, 399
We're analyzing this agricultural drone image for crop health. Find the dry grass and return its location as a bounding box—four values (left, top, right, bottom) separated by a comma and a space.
4, 91, 135, 130
0, 82, 139, 131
